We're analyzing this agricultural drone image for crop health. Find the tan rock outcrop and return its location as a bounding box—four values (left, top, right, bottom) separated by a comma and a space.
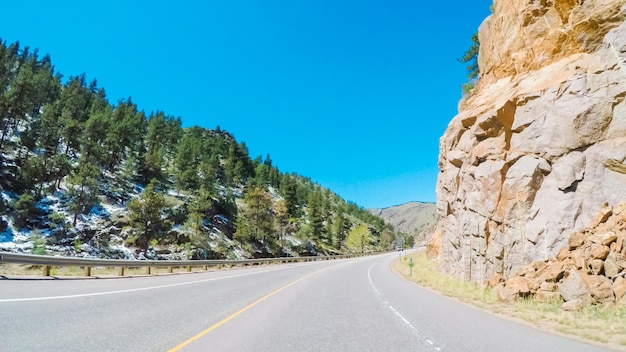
433, 0, 626, 282
478, 0, 626, 87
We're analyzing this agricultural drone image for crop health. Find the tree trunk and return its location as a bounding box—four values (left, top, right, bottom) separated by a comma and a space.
72, 186, 84, 227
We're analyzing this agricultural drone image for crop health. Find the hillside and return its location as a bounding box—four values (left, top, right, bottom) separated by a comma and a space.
430, 0, 626, 284
369, 202, 436, 238
0, 39, 390, 259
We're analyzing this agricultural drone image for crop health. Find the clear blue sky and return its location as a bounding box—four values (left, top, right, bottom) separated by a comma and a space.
0, 1, 492, 209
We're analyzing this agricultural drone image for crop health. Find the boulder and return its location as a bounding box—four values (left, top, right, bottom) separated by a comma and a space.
556, 247, 571, 261
488, 273, 503, 288
539, 281, 557, 292
571, 250, 586, 270
538, 261, 566, 282
615, 236, 624, 253
589, 204, 613, 228
604, 252, 621, 278
614, 277, 626, 303
536, 290, 561, 303
581, 274, 615, 303
601, 232, 618, 246
515, 264, 537, 278
590, 231, 619, 246
588, 244, 611, 260
558, 270, 592, 304
562, 299, 584, 311
569, 232, 586, 250
497, 285, 515, 302
498, 276, 531, 301
588, 259, 604, 276
508, 276, 530, 294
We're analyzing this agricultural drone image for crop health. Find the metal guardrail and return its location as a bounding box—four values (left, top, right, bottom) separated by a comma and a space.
0, 252, 358, 277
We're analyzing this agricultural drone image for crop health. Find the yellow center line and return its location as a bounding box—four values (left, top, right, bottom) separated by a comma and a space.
168, 265, 333, 352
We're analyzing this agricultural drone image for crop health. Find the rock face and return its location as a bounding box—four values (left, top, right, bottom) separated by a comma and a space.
432, 0, 626, 282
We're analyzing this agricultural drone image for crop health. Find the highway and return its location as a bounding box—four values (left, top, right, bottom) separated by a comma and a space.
0, 252, 606, 351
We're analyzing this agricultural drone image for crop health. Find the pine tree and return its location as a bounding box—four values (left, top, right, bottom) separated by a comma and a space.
324, 217, 334, 247
104, 98, 143, 172
139, 112, 167, 184
12, 193, 38, 228
187, 186, 214, 237
458, 32, 480, 93
216, 188, 237, 222
251, 153, 278, 188
3, 49, 59, 156
38, 101, 63, 166
235, 187, 274, 244
50, 153, 71, 191
16, 155, 46, 196
58, 75, 92, 157
307, 191, 324, 243
82, 104, 112, 167
0, 49, 32, 151
67, 156, 101, 226
127, 181, 170, 253
225, 141, 247, 186
198, 155, 220, 190
0, 40, 15, 150
174, 127, 203, 190
332, 210, 350, 249
279, 174, 298, 217
274, 199, 289, 249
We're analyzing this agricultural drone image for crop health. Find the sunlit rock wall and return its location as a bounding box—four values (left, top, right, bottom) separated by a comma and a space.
432, 0, 626, 282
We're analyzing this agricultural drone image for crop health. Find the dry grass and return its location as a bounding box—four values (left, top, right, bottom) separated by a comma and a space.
393, 250, 626, 351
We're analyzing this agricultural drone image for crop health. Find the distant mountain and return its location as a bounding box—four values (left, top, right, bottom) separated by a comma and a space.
369, 202, 437, 236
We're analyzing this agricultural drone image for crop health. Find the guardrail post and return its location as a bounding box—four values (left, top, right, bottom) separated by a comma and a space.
43, 265, 51, 276
118, 267, 125, 276
186, 265, 192, 272
168, 266, 173, 273
147, 266, 152, 275
84, 266, 91, 277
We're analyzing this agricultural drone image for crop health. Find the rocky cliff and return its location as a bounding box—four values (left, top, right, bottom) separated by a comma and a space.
431, 0, 626, 282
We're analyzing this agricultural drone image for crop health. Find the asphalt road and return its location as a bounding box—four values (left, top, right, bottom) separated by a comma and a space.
0, 253, 608, 352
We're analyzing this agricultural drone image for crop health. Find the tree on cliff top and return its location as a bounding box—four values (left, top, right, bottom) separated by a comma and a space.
458, 32, 479, 94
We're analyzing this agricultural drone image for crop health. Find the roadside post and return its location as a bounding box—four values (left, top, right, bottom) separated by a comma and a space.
409, 257, 414, 276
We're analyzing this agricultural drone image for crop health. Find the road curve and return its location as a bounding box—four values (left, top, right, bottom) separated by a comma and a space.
0, 253, 607, 351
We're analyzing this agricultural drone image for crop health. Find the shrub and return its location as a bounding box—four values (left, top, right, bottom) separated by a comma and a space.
12, 193, 39, 228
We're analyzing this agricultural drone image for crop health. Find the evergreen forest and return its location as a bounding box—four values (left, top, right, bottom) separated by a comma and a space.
0, 39, 396, 260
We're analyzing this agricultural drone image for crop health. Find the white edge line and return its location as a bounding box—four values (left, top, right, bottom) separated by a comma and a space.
0, 267, 287, 303
368, 259, 443, 351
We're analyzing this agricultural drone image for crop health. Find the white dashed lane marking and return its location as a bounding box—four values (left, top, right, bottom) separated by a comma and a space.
368, 263, 443, 351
